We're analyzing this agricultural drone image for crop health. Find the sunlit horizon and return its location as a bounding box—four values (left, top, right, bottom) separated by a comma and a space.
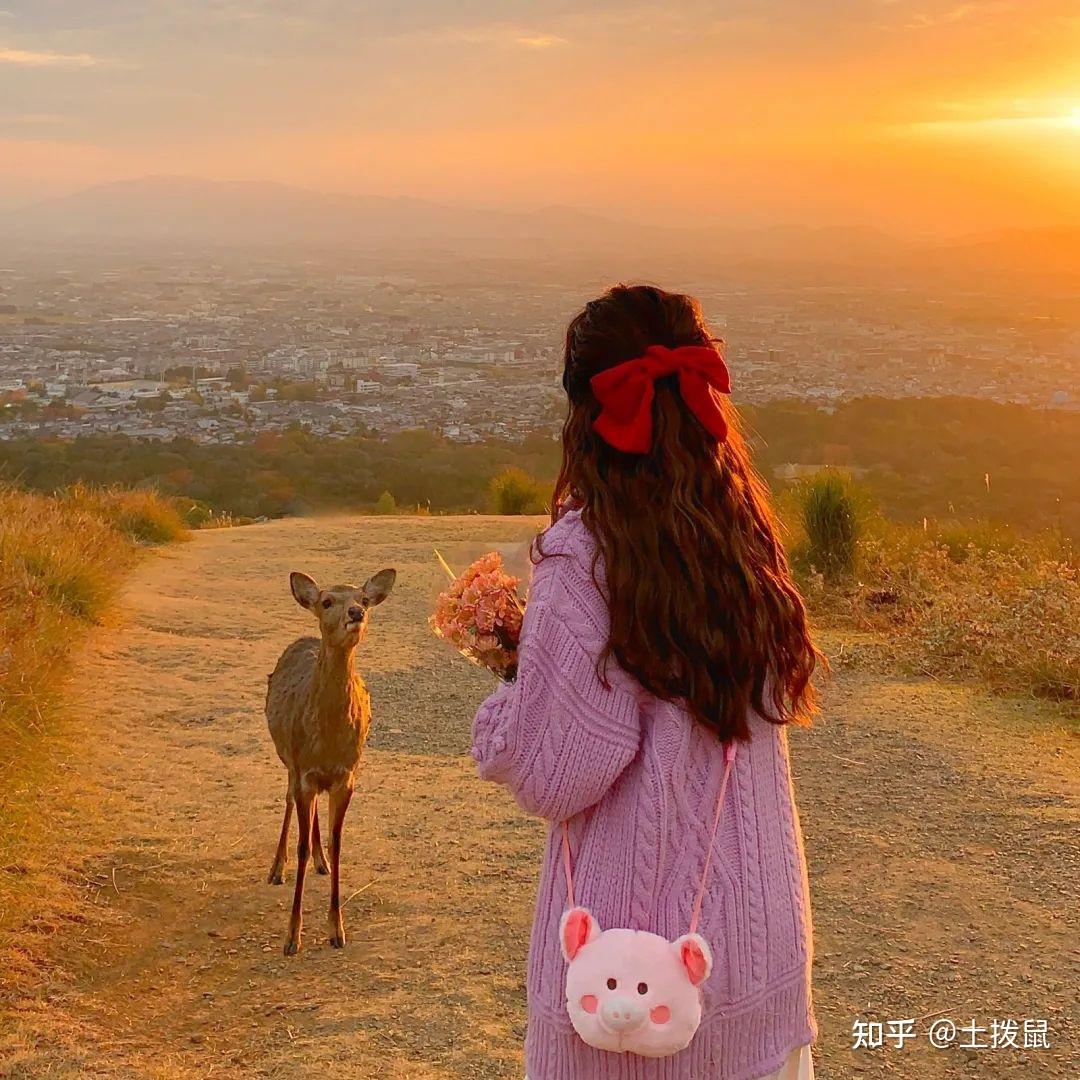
1, 1, 1078, 237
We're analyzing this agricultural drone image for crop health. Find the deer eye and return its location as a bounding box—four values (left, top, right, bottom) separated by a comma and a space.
606, 978, 617, 990
321, 597, 333, 609
637, 982, 648, 995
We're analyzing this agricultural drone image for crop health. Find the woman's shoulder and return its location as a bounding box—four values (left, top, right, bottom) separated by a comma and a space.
531, 510, 608, 629
535, 507, 594, 561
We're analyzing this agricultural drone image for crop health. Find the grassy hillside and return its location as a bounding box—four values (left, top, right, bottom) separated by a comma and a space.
0, 485, 189, 953
783, 474, 1079, 709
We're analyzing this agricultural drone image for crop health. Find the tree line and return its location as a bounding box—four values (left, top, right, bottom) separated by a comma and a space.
0, 397, 1076, 535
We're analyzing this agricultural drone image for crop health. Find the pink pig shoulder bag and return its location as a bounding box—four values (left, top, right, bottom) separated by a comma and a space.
558, 742, 737, 1058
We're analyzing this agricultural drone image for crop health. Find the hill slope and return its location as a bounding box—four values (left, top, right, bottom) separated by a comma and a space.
0, 516, 1076, 1078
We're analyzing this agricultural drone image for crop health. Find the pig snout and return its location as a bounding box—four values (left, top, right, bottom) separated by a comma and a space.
600, 995, 647, 1033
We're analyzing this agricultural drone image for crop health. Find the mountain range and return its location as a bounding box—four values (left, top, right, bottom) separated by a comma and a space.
2, 176, 1077, 288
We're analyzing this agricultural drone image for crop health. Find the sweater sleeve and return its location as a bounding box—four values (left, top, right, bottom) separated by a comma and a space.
471, 536, 642, 822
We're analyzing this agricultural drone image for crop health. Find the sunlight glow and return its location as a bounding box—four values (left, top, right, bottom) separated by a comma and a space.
2, 1, 1078, 232
909, 106, 1080, 137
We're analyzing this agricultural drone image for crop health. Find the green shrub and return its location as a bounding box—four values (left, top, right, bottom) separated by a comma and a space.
488, 467, 548, 516
794, 471, 865, 582
374, 490, 397, 515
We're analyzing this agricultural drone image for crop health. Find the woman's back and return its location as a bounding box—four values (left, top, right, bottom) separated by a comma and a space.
473, 509, 815, 1079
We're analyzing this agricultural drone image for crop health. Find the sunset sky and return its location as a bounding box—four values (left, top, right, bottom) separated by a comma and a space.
1, 1, 1078, 234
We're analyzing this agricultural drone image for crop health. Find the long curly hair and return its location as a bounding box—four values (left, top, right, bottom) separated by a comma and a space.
544, 283, 821, 742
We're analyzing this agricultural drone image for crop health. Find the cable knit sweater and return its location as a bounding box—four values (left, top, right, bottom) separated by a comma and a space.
472, 509, 816, 1080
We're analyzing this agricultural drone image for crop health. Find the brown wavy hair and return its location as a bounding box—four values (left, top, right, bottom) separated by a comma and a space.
544, 283, 821, 742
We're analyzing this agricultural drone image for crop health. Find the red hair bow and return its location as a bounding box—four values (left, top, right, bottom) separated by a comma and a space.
590, 344, 732, 454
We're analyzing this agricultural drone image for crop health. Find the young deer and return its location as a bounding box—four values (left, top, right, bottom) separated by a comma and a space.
265, 567, 395, 955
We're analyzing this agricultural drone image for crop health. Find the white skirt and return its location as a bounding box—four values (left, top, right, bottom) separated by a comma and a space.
762, 1045, 814, 1080
525, 1044, 813, 1079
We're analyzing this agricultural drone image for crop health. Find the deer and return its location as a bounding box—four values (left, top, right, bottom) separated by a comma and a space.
265, 567, 395, 955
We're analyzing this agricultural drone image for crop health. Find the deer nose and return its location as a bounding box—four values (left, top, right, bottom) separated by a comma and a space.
347, 606, 364, 622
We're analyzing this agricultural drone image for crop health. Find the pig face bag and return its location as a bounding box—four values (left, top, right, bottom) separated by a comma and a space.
558, 743, 736, 1058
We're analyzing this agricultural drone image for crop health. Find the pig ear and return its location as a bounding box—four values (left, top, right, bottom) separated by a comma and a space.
672, 934, 713, 986
560, 908, 599, 962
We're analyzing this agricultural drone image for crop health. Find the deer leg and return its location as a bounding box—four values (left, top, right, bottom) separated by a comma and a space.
327, 780, 353, 948
311, 799, 330, 876
284, 782, 314, 956
267, 780, 293, 885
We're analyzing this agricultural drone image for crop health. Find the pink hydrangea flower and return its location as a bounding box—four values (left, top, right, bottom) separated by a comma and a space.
429, 551, 525, 680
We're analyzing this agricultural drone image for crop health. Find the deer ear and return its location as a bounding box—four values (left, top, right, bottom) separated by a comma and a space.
290, 572, 320, 609
362, 568, 396, 606
560, 907, 599, 962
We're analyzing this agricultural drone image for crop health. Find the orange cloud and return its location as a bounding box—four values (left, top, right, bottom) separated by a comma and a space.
515, 34, 567, 49
0, 46, 102, 67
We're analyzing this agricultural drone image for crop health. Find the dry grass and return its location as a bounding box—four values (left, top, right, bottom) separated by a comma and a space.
0, 488, 130, 745
60, 483, 191, 545
0, 485, 188, 972
804, 518, 1079, 708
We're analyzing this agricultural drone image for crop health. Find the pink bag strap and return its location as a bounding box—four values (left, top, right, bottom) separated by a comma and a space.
559, 742, 737, 936
560, 819, 576, 909
689, 742, 737, 935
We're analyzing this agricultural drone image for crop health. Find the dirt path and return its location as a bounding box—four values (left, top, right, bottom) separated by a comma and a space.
1, 517, 1076, 1079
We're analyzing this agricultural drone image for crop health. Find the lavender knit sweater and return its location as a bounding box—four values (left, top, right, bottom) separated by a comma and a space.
472, 510, 816, 1080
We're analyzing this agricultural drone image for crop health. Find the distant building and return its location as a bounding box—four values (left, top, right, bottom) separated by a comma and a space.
381, 362, 419, 380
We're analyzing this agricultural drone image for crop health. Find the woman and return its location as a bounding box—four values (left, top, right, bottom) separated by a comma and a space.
472, 284, 820, 1080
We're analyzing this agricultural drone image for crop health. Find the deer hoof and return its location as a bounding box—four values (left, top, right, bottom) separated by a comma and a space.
267, 869, 284, 885
329, 933, 345, 949
314, 862, 329, 876
283, 939, 299, 956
